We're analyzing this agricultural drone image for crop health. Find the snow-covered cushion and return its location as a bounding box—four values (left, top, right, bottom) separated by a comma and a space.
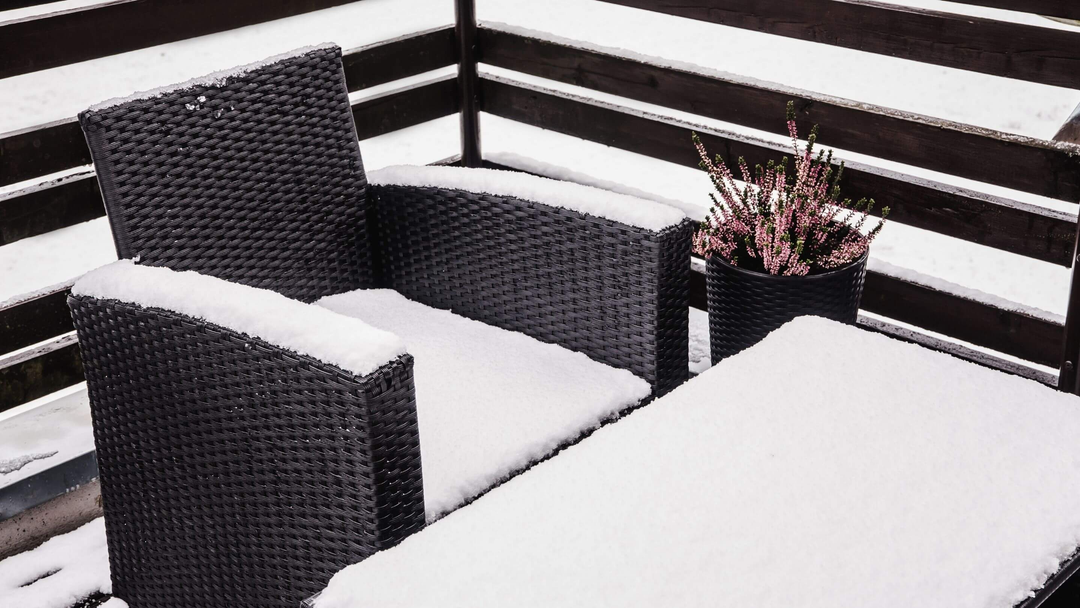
316, 289, 651, 520
316, 316, 1080, 608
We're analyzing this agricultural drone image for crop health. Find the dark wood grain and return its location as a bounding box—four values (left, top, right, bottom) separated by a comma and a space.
860, 270, 1062, 368
0, 0, 359, 80
0, 334, 82, 413
0, 283, 74, 354
947, 1, 1080, 21
1054, 121, 1080, 392
688, 264, 1061, 369
1, 27, 457, 187
342, 26, 455, 92
351, 77, 457, 140
595, 0, 1080, 90
479, 27, 1080, 203
0, 173, 103, 246
0, 78, 457, 246
0, 119, 89, 189
456, 0, 481, 166
0, 0, 66, 10
480, 76, 1076, 267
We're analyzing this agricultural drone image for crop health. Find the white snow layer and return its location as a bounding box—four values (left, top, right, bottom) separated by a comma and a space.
0, 388, 93, 486
0, 518, 110, 608
72, 261, 406, 378
86, 43, 338, 112
316, 289, 651, 520
317, 317, 1080, 608
368, 164, 687, 231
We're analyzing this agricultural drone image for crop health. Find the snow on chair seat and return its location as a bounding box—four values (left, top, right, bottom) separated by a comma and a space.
317, 288, 650, 520
316, 316, 1080, 608
70, 43, 691, 608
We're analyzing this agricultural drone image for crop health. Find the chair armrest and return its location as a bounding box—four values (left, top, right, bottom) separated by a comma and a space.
68, 261, 423, 608
367, 165, 694, 395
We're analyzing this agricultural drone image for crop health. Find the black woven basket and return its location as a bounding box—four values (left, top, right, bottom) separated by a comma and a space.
706, 251, 868, 363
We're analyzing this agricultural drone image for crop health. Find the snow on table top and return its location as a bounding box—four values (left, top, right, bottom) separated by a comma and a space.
317, 289, 651, 520
73, 261, 405, 378
368, 164, 687, 232
0, 518, 110, 608
317, 316, 1080, 608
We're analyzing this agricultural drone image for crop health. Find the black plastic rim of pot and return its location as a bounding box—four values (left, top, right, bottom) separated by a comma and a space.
705, 250, 869, 365
707, 249, 869, 283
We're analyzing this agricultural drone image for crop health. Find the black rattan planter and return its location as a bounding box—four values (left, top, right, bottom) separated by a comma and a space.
706, 251, 868, 363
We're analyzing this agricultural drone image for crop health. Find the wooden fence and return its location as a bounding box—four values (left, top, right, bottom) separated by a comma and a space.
2, 0, 1080, 415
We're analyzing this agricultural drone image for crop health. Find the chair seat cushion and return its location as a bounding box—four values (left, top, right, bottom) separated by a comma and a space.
317, 289, 651, 520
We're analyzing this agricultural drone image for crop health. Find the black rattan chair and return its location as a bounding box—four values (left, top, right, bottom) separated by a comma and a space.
71, 44, 692, 608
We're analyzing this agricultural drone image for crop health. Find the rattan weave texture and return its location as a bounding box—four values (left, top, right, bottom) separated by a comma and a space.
370, 184, 694, 394
69, 294, 423, 608
706, 253, 868, 363
72, 43, 695, 607
78, 46, 374, 303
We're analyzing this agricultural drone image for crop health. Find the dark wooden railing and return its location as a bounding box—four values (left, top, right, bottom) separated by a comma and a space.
0, 11, 459, 411
596, 0, 1080, 89
2, 0, 1079, 412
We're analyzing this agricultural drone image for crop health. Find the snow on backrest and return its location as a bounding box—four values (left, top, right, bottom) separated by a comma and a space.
73, 261, 405, 378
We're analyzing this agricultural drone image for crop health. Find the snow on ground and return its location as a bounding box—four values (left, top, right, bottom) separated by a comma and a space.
0, 387, 92, 487
317, 317, 1080, 608
318, 288, 651, 519
0, 518, 109, 608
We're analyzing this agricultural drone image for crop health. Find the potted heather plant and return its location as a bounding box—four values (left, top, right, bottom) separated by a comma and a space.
695, 102, 887, 363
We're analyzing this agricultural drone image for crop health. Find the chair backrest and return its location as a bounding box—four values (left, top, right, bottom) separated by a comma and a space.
79, 44, 375, 302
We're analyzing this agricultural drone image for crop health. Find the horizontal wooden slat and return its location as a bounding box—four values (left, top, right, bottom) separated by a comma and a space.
0, 0, 56, 10
6, 260, 1058, 414
0, 283, 74, 354
351, 77, 458, 140
480, 75, 1076, 267
0, 118, 89, 189
0, 0, 68, 10
488, 151, 1062, 370
0, 172, 103, 246
596, 0, 1080, 90
948, 1, 1080, 21
687, 265, 1062, 369
860, 271, 1062, 368
0, 0, 359, 80
342, 26, 456, 92
0, 77, 458, 246
0, 27, 457, 188
479, 26, 1080, 205
855, 314, 1057, 387
0, 334, 82, 413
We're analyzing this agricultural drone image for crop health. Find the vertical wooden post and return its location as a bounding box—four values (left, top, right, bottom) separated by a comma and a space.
455, 0, 481, 167
1055, 106, 1080, 393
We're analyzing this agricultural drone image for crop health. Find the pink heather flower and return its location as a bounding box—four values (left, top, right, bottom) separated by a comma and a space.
693, 102, 888, 276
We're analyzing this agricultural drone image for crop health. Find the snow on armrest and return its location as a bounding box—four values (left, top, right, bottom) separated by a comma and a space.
72, 260, 405, 378
368, 165, 687, 232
